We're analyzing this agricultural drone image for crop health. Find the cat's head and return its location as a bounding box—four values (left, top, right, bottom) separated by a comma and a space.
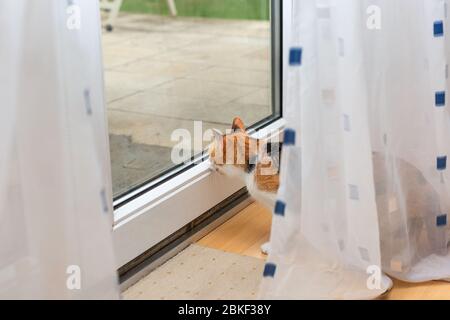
209, 117, 258, 177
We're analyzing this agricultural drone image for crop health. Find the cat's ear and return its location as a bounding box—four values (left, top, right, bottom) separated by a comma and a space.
232, 117, 246, 132
213, 128, 223, 140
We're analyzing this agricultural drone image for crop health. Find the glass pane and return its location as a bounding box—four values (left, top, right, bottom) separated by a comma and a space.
102, 0, 273, 198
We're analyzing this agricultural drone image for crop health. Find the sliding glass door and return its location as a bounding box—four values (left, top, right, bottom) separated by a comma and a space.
102, 0, 282, 272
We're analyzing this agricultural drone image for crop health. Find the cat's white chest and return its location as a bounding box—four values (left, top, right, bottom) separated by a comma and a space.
244, 172, 276, 210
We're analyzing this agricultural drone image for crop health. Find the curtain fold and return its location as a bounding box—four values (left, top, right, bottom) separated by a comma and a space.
261, 0, 450, 299
0, 0, 119, 299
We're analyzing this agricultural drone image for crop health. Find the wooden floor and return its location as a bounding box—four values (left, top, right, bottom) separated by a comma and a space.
198, 201, 272, 260
198, 201, 450, 300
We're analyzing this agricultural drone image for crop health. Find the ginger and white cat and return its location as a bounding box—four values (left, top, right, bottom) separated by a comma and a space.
209, 117, 281, 254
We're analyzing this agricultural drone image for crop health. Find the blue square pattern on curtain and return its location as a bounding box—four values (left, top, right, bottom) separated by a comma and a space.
289, 47, 303, 66
437, 156, 447, 170
283, 129, 296, 146
434, 20, 444, 37
263, 263, 277, 278
274, 200, 286, 217
437, 214, 448, 227
435, 91, 446, 107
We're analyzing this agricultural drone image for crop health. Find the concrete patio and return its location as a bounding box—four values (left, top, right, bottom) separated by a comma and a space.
103, 13, 271, 196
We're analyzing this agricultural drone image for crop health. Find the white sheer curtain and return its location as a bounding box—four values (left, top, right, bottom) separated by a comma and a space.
0, 1, 119, 299
261, 0, 450, 299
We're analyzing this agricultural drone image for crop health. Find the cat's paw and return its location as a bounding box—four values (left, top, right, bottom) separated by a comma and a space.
260, 242, 271, 255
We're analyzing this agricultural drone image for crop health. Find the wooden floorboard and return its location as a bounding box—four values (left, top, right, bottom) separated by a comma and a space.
197, 202, 450, 300
198, 202, 272, 260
